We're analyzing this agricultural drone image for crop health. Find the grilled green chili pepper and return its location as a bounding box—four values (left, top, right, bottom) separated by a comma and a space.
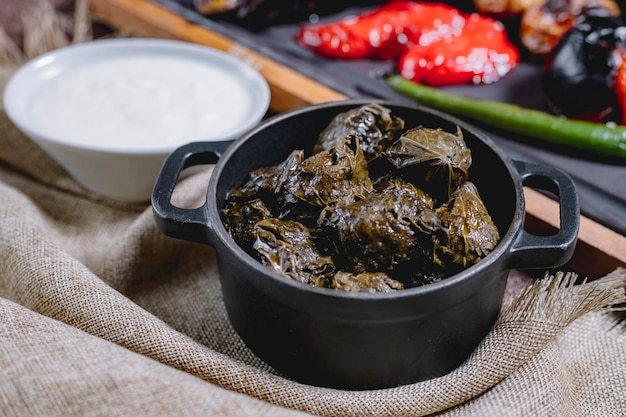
385, 74, 626, 158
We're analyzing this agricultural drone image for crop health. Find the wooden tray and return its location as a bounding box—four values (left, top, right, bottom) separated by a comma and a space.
90, 0, 625, 278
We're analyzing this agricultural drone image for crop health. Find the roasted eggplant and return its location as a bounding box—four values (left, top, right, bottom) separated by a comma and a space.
191, 0, 385, 30
542, 11, 626, 121
520, 0, 621, 55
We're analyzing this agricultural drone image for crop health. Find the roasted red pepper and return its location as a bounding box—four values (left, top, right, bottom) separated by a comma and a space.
398, 13, 519, 86
616, 53, 626, 124
296, 2, 462, 60
296, 1, 520, 86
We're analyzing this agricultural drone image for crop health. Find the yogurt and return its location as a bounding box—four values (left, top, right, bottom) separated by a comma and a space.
30, 54, 254, 150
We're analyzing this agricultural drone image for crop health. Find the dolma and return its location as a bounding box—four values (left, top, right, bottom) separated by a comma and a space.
253, 218, 335, 286
222, 198, 272, 252
434, 181, 500, 269
384, 126, 471, 202
330, 271, 404, 293
282, 135, 374, 220
222, 103, 502, 292
229, 149, 304, 211
318, 178, 442, 273
314, 103, 405, 159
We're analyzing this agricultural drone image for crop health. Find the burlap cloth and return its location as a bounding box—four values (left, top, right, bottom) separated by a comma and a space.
2, 5, 626, 416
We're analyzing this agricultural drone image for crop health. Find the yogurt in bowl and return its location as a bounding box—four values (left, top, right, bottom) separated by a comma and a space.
3, 38, 271, 202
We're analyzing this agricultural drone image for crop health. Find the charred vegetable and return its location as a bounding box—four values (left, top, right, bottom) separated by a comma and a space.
385, 73, 626, 158
192, 0, 383, 30
520, 0, 621, 55
543, 11, 626, 123
296, 1, 519, 86
222, 104, 500, 292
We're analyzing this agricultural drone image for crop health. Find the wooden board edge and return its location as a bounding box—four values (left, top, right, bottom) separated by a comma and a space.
524, 188, 625, 278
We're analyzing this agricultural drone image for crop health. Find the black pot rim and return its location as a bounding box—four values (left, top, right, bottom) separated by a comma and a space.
205, 99, 525, 305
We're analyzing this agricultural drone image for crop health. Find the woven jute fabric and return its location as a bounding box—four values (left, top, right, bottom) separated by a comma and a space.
2, 100, 626, 417
2, 7, 626, 415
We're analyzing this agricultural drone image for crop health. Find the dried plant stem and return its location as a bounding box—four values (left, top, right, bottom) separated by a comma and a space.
72, 0, 92, 44
22, 0, 71, 59
0, 28, 24, 67
500, 267, 626, 327
0, 0, 94, 65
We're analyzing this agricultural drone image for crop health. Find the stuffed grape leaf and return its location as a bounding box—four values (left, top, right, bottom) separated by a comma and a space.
283, 135, 374, 219
314, 103, 405, 159
318, 178, 443, 273
384, 126, 471, 202
330, 271, 404, 292
222, 198, 272, 252
222, 104, 500, 292
253, 218, 336, 286
229, 149, 304, 210
434, 181, 500, 269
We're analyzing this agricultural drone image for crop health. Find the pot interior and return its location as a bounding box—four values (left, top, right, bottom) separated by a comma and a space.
216, 101, 519, 243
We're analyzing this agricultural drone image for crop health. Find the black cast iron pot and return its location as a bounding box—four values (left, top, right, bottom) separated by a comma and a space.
152, 100, 579, 390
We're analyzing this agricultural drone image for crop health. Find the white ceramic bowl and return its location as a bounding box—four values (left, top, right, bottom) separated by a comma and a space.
3, 38, 270, 202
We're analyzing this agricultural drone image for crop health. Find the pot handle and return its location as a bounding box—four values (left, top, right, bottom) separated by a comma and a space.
151, 141, 231, 245
505, 160, 580, 270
